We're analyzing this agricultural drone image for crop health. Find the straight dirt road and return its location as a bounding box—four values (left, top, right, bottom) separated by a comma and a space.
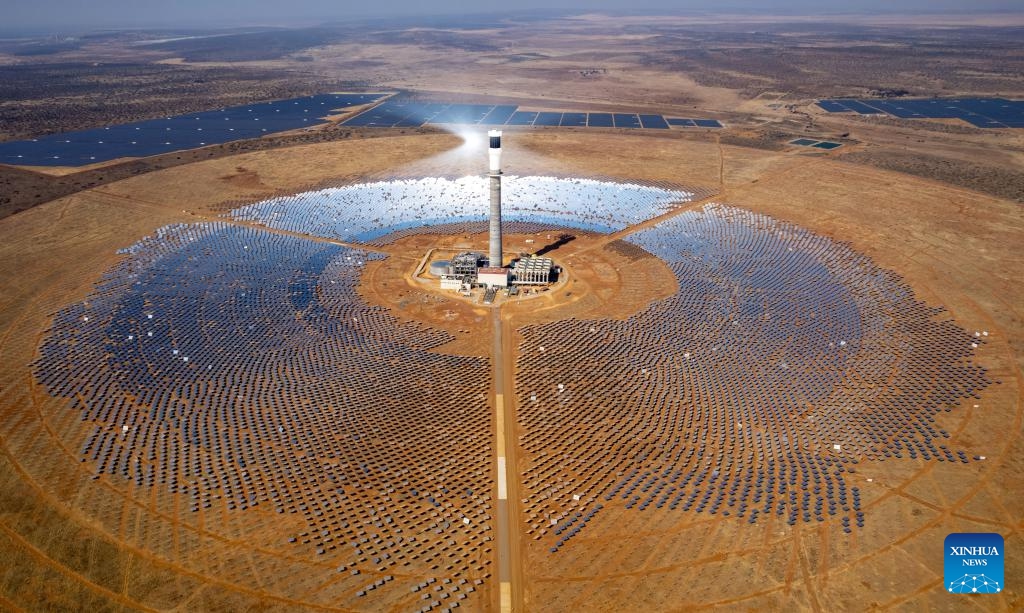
492, 308, 524, 611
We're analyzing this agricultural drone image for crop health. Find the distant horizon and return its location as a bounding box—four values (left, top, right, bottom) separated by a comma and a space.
3, 4, 1024, 36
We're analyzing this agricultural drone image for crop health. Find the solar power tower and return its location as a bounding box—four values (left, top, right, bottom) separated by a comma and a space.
488, 130, 503, 268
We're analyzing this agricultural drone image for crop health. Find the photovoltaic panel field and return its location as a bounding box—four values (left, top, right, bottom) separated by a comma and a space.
0, 92, 726, 168
0, 93, 386, 166
340, 99, 722, 131
817, 97, 1024, 128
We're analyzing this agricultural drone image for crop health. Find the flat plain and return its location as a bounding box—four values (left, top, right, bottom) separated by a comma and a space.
0, 12, 1022, 612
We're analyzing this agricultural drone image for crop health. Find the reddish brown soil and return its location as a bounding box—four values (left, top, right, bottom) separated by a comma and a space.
0, 132, 1019, 611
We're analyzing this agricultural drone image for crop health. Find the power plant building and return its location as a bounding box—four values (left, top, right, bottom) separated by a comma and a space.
477, 267, 509, 288
439, 275, 464, 291
432, 132, 554, 294
451, 252, 485, 278
513, 257, 553, 285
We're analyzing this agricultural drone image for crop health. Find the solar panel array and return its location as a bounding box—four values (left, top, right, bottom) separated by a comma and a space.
667, 118, 725, 128
35, 223, 493, 610
31, 175, 994, 599
341, 99, 723, 131
0, 93, 385, 167
228, 176, 695, 243
515, 204, 990, 552
0, 95, 726, 167
818, 97, 1024, 128
789, 138, 843, 150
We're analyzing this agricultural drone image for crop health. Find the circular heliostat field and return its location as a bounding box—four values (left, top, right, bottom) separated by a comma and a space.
516, 204, 989, 541
31, 175, 997, 610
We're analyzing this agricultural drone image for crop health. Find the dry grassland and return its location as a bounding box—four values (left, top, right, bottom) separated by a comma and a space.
0, 130, 1019, 610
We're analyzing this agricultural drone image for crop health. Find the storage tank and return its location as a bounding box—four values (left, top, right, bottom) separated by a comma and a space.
429, 260, 451, 276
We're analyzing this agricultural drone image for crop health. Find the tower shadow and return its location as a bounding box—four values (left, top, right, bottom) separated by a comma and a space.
534, 233, 576, 256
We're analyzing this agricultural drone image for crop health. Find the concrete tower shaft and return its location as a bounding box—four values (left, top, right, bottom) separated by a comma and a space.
488, 130, 502, 173
488, 130, 503, 268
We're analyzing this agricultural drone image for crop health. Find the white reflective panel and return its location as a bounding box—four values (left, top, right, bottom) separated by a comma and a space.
229, 176, 694, 244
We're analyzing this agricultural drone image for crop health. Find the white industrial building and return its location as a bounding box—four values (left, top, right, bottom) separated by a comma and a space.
477, 267, 509, 287
512, 256, 553, 285
439, 275, 464, 290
